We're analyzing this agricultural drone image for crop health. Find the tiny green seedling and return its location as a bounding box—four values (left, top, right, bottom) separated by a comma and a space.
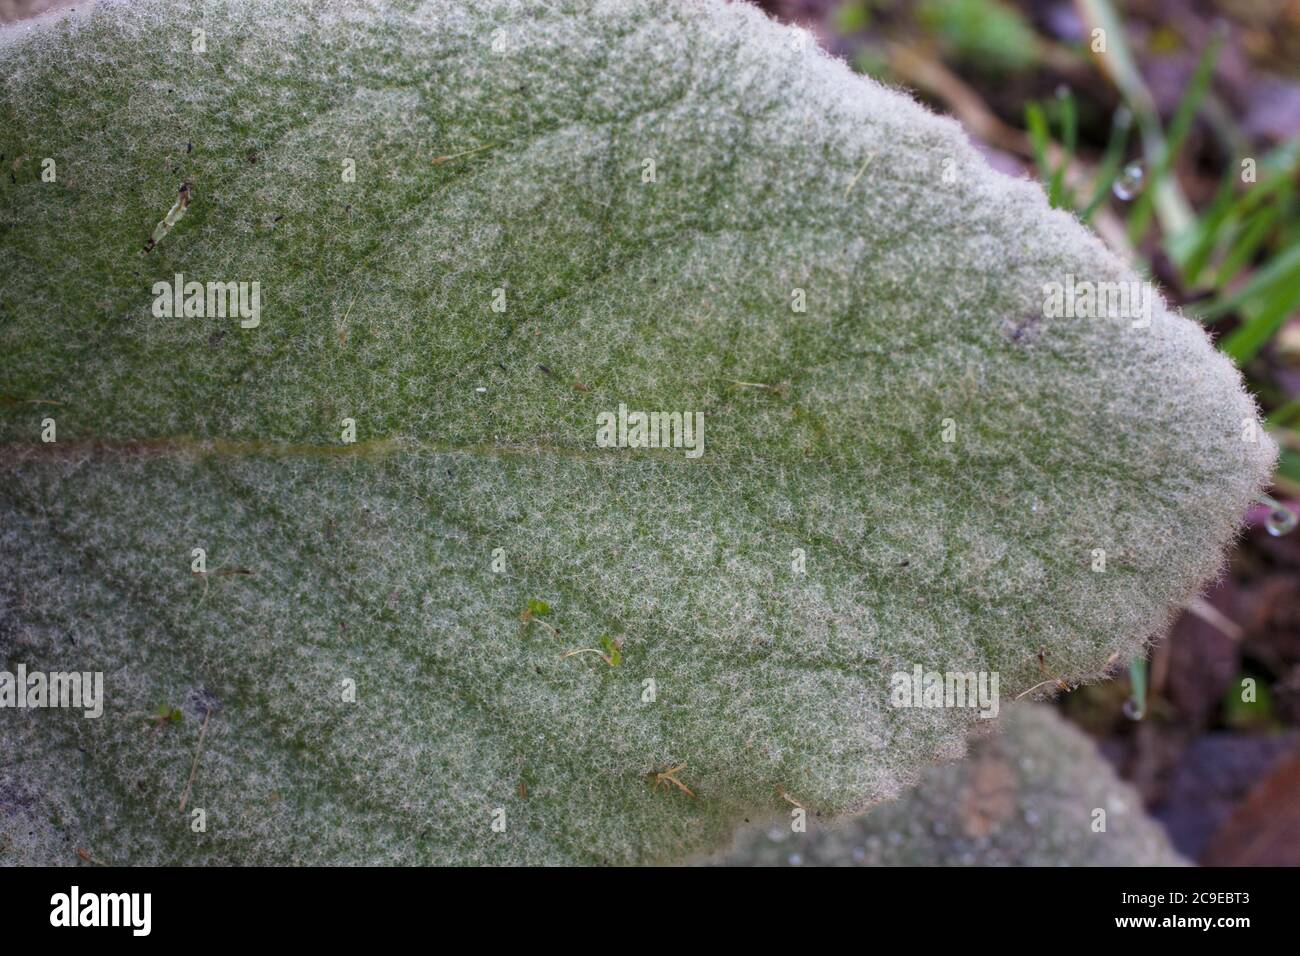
522, 598, 550, 618
149, 705, 183, 730
601, 634, 622, 666
520, 598, 559, 636
561, 634, 623, 667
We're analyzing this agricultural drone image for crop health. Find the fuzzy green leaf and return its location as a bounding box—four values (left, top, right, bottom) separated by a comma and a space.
712, 704, 1188, 866
0, 0, 1274, 865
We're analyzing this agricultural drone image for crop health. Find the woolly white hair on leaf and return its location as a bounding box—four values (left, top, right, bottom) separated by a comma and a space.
0, 0, 1274, 864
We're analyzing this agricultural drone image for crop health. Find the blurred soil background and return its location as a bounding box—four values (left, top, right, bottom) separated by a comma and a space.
5, 0, 1298, 864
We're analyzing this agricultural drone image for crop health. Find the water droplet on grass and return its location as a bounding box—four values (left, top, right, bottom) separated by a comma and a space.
1258, 493, 1297, 536
1113, 162, 1144, 201
1122, 697, 1144, 720
1267, 506, 1297, 537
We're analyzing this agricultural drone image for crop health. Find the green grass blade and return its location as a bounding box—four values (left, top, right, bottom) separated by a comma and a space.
1188, 240, 1300, 322
1081, 106, 1133, 222
1215, 195, 1291, 290
1220, 267, 1300, 364
1127, 30, 1224, 244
